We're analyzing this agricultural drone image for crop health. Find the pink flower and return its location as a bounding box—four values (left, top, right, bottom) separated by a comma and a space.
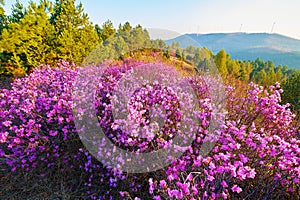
270, 149, 277, 156
222, 191, 228, 199
0, 131, 9, 143
293, 178, 299, 183
207, 175, 215, 181
2, 120, 12, 127
167, 173, 176, 181
186, 173, 193, 181
231, 185, 242, 193
221, 180, 228, 188
238, 154, 248, 163
230, 166, 237, 177
247, 168, 256, 179
153, 196, 161, 200
175, 182, 190, 195
192, 185, 198, 195
49, 130, 58, 137
237, 168, 247, 180
13, 138, 21, 144
159, 180, 167, 189
193, 158, 201, 166
168, 189, 183, 199
149, 178, 155, 194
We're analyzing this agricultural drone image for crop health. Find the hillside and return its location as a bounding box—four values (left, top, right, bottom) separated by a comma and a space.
166, 33, 300, 69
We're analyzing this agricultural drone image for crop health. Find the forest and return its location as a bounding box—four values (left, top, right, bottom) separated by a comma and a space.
0, 0, 300, 199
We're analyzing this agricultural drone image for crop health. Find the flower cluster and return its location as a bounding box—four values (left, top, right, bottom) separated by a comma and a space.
149, 82, 300, 199
1, 60, 299, 199
0, 61, 78, 172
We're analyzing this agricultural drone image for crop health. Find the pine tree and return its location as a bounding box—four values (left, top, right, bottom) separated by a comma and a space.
175, 48, 182, 59
50, 0, 99, 65
8, 0, 26, 23
193, 48, 202, 65
282, 71, 300, 115
0, 0, 55, 76
118, 21, 132, 33
0, 0, 4, 15
214, 49, 228, 77
99, 20, 116, 42
255, 69, 267, 85
0, 0, 6, 34
227, 59, 240, 78
94, 24, 103, 43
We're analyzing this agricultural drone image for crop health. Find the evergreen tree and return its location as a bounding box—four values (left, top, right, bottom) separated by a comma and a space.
112, 36, 128, 56
0, 0, 54, 76
163, 49, 170, 59
227, 59, 240, 78
175, 48, 182, 59
197, 58, 214, 72
238, 62, 252, 81
193, 47, 202, 65
118, 21, 132, 33
181, 51, 186, 60
151, 39, 165, 49
94, 24, 103, 43
99, 20, 116, 42
254, 69, 267, 85
186, 45, 195, 54
8, 0, 26, 23
214, 49, 228, 77
275, 65, 283, 81
50, 0, 99, 65
282, 72, 300, 116
117, 22, 132, 47
0, 0, 6, 33
0, 0, 4, 15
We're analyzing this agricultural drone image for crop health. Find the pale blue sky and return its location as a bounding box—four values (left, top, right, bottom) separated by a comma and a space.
4, 0, 300, 39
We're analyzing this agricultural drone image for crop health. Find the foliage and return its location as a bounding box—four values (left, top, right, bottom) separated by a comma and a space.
214, 49, 228, 77
0, 0, 100, 76
0, 0, 164, 77
84, 23, 162, 65
150, 82, 299, 200
1, 60, 299, 199
171, 43, 297, 89
0, 0, 6, 33
50, 0, 99, 65
7, 0, 26, 23
96, 20, 116, 42
282, 71, 300, 117
0, 1, 54, 76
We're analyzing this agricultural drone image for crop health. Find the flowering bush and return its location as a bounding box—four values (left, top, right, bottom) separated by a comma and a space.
0, 60, 299, 199
149, 83, 300, 199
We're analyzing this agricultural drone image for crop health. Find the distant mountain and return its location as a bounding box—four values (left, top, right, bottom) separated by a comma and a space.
165, 33, 300, 69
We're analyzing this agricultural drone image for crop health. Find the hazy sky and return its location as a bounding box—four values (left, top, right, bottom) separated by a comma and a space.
4, 0, 300, 39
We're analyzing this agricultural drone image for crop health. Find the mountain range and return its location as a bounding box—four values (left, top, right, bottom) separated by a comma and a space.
165, 33, 300, 70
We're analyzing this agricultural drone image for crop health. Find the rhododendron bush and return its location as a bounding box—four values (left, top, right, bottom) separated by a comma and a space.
0, 60, 299, 199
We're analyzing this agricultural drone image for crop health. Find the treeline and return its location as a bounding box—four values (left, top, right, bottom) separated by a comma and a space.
167, 44, 300, 115
0, 0, 299, 116
169, 44, 297, 86
84, 22, 165, 65
1, 0, 297, 86
0, 0, 164, 77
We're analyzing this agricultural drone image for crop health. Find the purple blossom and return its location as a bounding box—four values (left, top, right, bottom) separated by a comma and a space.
0, 60, 299, 199
231, 184, 242, 193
